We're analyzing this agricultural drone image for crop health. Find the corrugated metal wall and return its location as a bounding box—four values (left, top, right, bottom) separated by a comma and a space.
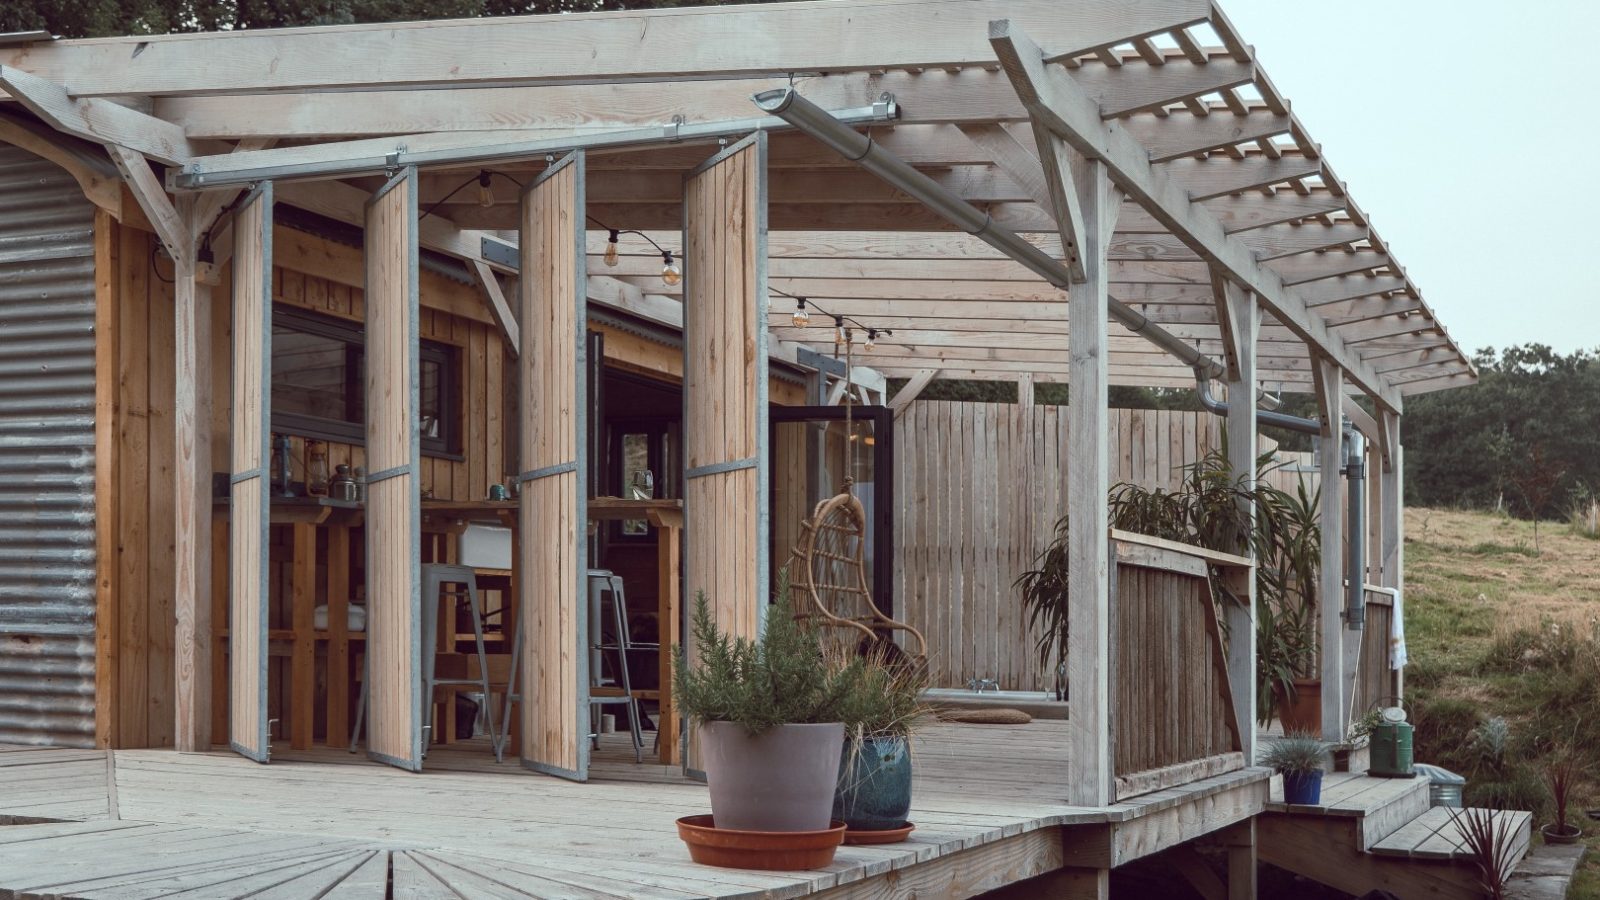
0, 142, 99, 747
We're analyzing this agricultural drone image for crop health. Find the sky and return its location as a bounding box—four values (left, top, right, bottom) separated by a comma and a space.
1216, 0, 1600, 356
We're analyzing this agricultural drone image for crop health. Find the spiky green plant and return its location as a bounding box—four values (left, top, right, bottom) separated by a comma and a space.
1449, 806, 1521, 899
1260, 733, 1329, 774
671, 585, 863, 736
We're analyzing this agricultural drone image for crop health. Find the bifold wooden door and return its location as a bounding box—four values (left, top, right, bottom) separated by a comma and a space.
228, 183, 273, 763
363, 168, 426, 771
518, 151, 591, 781
681, 132, 770, 776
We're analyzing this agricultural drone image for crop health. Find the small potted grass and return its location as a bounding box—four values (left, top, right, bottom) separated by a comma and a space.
831, 642, 930, 843
672, 585, 861, 870
1263, 733, 1330, 805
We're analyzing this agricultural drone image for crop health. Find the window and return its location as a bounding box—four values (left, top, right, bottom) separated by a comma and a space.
271, 306, 461, 457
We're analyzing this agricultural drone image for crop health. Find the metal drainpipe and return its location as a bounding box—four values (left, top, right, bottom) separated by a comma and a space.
1344, 428, 1366, 630
1193, 369, 1322, 435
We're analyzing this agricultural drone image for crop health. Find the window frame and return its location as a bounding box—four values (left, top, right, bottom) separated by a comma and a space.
270, 304, 463, 459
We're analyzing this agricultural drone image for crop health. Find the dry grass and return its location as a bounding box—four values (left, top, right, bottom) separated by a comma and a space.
1405, 507, 1600, 896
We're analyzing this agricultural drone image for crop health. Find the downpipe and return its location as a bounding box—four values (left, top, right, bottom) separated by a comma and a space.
1193, 369, 1321, 435
1344, 429, 1366, 631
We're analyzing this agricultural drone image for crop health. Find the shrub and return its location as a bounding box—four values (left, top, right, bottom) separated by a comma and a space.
672, 587, 862, 735
1260, 734, 1329, 774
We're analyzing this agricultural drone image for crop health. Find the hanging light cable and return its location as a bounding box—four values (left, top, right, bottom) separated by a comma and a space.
586, 216, 681, 286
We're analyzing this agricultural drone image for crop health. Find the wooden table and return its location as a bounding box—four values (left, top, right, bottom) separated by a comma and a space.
588, 497, 683, 765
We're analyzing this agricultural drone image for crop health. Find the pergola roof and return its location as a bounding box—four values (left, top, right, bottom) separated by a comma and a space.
0, 0, 1475, 410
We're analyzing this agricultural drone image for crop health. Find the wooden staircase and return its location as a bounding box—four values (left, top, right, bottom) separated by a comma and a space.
1258, 771, 1533, 899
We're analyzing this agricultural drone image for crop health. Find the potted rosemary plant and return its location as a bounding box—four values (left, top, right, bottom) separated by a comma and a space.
673, 588, 859, 834
1263, 733, 1330, 805
831, 643, 930, 838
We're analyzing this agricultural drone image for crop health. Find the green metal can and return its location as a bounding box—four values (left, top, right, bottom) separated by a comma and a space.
1369, 720, 1415, 778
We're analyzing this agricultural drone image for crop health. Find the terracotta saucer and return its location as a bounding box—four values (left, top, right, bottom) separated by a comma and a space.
676, 815, 846, 871
844, 822, 916, 845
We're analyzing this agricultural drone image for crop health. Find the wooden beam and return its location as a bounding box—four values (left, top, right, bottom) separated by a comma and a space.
1312, 355, 1346, 743
956, 124, 1054, 211
1164, 154, 1322, 202
1377, 412, 1403, 700
467, 259, 520, 353
1123, 111, 1291, 162
888, 368, 938, 416
989, 21, 1403, 414
1065, 152, 1121, 807
0, 0, 1210, 97
0, 64, 212, 164
1072, 57, 1255, 118
106, 146, 187, 264
1266, 250, 1390, 286
172, 195, 213, 753
1223, 280, 1258, 761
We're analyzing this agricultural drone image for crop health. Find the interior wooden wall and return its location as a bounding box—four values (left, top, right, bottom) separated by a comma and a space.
99, 204, 803, 750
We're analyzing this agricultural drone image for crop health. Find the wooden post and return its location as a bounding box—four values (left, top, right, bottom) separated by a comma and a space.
1224, 820, 1257, 900
1065, 155, 1120, 807
1313, 357, 1346, 743
1378, 410, 1403, 702
1221, 282, 1258, 762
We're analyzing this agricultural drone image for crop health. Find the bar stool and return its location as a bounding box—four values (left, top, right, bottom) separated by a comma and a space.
349, 564, 497, 755
495, 569, 645, 764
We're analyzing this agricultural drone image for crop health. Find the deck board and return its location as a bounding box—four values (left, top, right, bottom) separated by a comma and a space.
0, 722, 1269, 898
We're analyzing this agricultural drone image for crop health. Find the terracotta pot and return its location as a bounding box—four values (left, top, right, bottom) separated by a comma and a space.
677, 815, 846, 870
833, 735, 912, 831
699, 721, 844, 832
1542, 823, 1583, 845
1274, 678, 1322, 735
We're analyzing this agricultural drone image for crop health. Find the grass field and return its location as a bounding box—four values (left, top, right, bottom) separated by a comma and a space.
1404, 506, 1599, 895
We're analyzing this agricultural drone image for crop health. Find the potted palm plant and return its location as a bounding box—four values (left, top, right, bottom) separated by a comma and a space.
673, 587, 859, 835
1263, 733, 1330, 805
831, 643, 929, 841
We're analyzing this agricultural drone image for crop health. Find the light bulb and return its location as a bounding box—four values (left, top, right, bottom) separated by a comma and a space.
661, 251, 682, 286
791, 299, 810, 328
476, 172, 494, 209
864, 329, 877, 352
834, 321, 847, 346
603, 230, 620, 267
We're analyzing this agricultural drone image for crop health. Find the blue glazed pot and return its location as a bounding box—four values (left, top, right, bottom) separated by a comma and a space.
833, 736, 912, 831
1282, 769, 1324, 805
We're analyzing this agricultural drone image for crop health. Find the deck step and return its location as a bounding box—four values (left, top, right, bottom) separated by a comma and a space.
1370, 806, 1533, 864
1266, 771, 1433, 848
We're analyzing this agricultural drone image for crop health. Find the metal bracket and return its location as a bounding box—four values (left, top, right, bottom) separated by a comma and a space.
663, 115, 685, 142
873, 92, 899, 120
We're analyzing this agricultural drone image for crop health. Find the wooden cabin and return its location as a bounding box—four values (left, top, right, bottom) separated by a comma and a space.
0, 2, 1523, 897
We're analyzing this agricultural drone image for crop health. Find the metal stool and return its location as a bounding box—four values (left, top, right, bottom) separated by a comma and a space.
350, 564, 497, 756
495, 569, 645, 763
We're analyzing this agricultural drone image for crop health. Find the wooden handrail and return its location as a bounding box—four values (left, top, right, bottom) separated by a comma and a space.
1110, 529, 1254, 571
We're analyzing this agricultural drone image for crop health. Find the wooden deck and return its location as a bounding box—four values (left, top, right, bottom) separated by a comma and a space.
1259, 771, 1534, 899
0, 723, 1271, 898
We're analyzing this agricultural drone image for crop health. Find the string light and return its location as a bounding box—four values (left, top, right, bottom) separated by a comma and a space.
772, 287, 892, 352
834, 317, 848, 347
586, 216, 681, 287
791, 297, 811, 328
863, 328, 878, 352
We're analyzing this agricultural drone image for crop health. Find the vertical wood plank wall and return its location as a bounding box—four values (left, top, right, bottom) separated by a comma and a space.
227, 187, 272, 762
683, 136, 769, 640
1352, 591, 1395, 719
362, 170, 423, 771
894, 402, 1329, 692
518, 153, 588, 781
1111, 564, 1238, 784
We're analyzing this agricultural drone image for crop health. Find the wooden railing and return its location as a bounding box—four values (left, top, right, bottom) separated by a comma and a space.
1351, 586, 1399, 722
1109, 531, 1251, 801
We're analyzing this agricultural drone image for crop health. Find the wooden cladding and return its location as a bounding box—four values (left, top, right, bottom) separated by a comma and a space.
228, 185, 272, 763
362, 169, 424, 771
1352, 590, 1396, 721
894, 402, 1226, 691
1110, 543, 1243, 800
518, 152, 588, 781
683, 133, 769, 642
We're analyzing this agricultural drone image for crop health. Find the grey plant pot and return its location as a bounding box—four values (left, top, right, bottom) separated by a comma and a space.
700, 721, 845, 832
